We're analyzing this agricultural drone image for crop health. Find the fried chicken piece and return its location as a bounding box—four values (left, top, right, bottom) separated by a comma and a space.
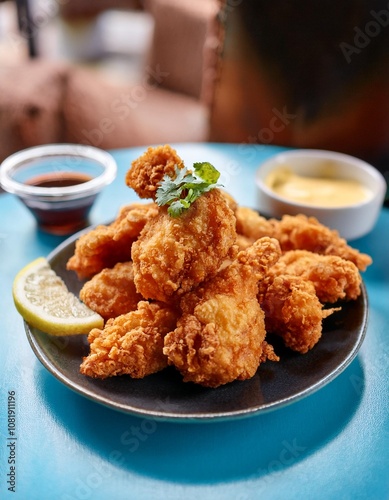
235, 207, 275, 250
235, 208, 372, 272
272, 214, 372, 271
258, 275, 338, 354
220, 190, 239, 213
126, 144, 185, 200
235, 206, 275, 241
79, 262, 143, 321
131, 189, 238, 303
235, 235, 253, 251
268, 250, 362, 303
80, 301, 179, 379
67, 202, 158, 279
163, 237, 281, 388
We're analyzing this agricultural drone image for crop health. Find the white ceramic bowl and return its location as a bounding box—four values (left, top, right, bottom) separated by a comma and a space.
255, 149, 387, 240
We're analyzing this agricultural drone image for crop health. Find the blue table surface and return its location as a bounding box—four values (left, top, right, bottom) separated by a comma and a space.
0, 143, 388, 500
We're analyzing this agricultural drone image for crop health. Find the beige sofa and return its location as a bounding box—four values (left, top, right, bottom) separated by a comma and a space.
0, 0, 224, 162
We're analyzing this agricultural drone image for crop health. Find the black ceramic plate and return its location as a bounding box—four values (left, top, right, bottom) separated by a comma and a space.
25, 229, 368, 422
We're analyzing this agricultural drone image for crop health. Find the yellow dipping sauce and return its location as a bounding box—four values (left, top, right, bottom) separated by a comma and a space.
265, 167, 372, 207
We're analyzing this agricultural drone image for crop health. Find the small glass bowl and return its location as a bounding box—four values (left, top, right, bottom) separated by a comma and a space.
0, 144, 117, 235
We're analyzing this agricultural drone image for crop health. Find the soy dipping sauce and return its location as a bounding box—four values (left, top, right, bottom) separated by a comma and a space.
23, 171, 96, 235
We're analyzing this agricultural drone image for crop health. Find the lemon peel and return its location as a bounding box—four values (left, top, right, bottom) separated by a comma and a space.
12, 257, 103, 336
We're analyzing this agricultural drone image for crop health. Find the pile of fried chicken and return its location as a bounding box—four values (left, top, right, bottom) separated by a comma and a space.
66, 145, 372, 388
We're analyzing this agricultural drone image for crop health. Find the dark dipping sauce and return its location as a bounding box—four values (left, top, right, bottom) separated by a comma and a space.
27, 172, 92, 188
23, 171, 96, 235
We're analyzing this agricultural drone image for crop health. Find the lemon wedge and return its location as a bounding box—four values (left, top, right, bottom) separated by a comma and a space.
12, 257, 104, 336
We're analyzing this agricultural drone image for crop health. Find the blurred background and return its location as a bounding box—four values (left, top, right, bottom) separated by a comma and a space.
0, 0, 154, 83
0, 0, 389, 183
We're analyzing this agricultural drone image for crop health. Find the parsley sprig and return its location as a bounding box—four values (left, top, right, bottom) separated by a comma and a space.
156, 161, 222, 217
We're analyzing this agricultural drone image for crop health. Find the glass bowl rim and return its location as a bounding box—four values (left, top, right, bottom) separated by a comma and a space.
0, 144, 117, 201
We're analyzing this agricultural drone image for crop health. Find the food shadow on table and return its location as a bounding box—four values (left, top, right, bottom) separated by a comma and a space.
35, 355, 365, 484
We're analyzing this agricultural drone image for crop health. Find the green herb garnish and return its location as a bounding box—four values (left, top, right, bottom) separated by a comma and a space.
156, 162, 222, 217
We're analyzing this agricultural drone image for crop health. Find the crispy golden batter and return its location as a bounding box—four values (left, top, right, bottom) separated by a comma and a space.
163, 237, 281, 387
235, 208, 372, 272
79, 262, 143, 321
220, 190, 239, 213
259, 275, 338, 354
235, 206, 275, 241
125, 144, 185, 200
67, 202, 158, 279
268, 250, 362, 303
272, 214, 372, 271
80, 301, 179, 379
73, 143, 373, 387
131, 189, 238, 303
